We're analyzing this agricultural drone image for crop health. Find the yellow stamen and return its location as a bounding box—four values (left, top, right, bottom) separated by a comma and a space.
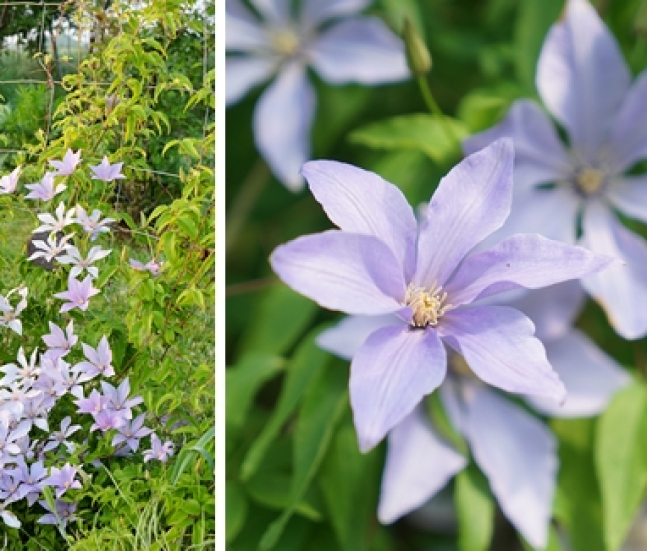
575, 167, 605, 195
405, 281, 452, 328
270, 29, 299, 56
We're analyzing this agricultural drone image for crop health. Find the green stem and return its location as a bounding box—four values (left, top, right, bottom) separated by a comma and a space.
417, 75, 455, 140
226, 159, 270, 253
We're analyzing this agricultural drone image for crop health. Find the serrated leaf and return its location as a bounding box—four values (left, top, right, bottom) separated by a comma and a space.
240, 325, 332, 481
596, 383, 647, 551
349, 114, 468, 165
455, 462, 495, 551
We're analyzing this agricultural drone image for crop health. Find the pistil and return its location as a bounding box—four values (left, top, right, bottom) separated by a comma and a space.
575, 167, 606, 196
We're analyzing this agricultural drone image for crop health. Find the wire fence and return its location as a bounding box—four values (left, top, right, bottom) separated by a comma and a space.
0, 0, 214, 179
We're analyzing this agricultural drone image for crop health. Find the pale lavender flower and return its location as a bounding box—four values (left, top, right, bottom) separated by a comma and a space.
74, 336, 114, 381
0, 166, 20, 194
143, 433, 174, 463
89, 156, 126, 182
0, 347, 40, 387
53, 275, 100, 312
129, 258, 163, 277
37, 499, 78, 526
101, 379, 143, 420
43, 417, 82, 453
74, 389, 106, 415
33, 202, 76, 234
56, 245, 111, 279
319, 281, 630, 548
464, 0, 647, 340
48, 149, 81, 176
0, 286, 28, 335
24, 172, 66, 201
75, 205, 116, 241
27, 232, 74, 264
270, 139, 615, 452
44, 464, 82, 498
42, 321, 78, 359
6, 458, 47, 506
112, 413, 152, 452
19, 395, 50, 433
90, 409, 126, 432
226, 0, 409, 190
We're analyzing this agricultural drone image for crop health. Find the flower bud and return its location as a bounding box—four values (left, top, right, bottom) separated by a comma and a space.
403, 17, 431, 77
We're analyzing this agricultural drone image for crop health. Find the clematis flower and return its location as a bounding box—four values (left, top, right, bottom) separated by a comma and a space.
270, 139, 615, 452
33, 202, 76, 235
75, 206, 115, 241
226, 0, 409, 190
129, 258, 163, 277
48, 149, 81, 176
53, 275, 100, 312
0, 166, 20, 194
463, 0, 647, 340
27, 232, 74, 264
0, 286, 28, 335
143, 433, 174, 463
56, 245, 111, 279
89, 156, 126, 182
24, 172, 66, 201
318, 281, 630, 548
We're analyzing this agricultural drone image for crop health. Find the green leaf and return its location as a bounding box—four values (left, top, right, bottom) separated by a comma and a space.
596, 382, 647, 551
551, 418, 604, 551
240, 325, 332, 481
426, 391, 468, 456
349, 114, 468, 165
226, 480, 248, 543
319, 420, 382, 551
239, 285, 318, 357
379, 0, 426, 39
513, 0, 563, 93
455, 462, 495, 551
245, 471, 323, 520
226, 353, 285, 431
259, 362, 348, 550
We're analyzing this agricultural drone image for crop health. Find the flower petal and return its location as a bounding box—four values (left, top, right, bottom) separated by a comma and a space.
316, 314, 402, 360
490, 186, 580, 246
350, 325, 446, 452
464, 386, 557, 549
250, 0, 291, 24
254, 62, 314, 191
226, 56, 277, 106
462, 100, 571, 190
606, 68, 647, 172
445, 233, 614, 306
378, 408, 467, 524
300, 0, 370, 29
580, 201, 647, 339
414, 138, 514, 288
536, 0, 630, 162
526, 330, 630, 417
606, 174, 647, 225
308, 18, 409, 85
301, 160, 418, 279
438, 306, 566, 401
270, 230, 406, 316
507, 281, 586, 342
226, 0, 271, 51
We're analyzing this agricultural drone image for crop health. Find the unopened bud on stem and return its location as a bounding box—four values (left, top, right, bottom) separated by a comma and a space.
403, 17, 431, 77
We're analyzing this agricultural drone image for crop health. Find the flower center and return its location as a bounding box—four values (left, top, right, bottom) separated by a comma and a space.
270, 28, 300, 56
575, 167, 606, 196
405, 282, 452, 328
